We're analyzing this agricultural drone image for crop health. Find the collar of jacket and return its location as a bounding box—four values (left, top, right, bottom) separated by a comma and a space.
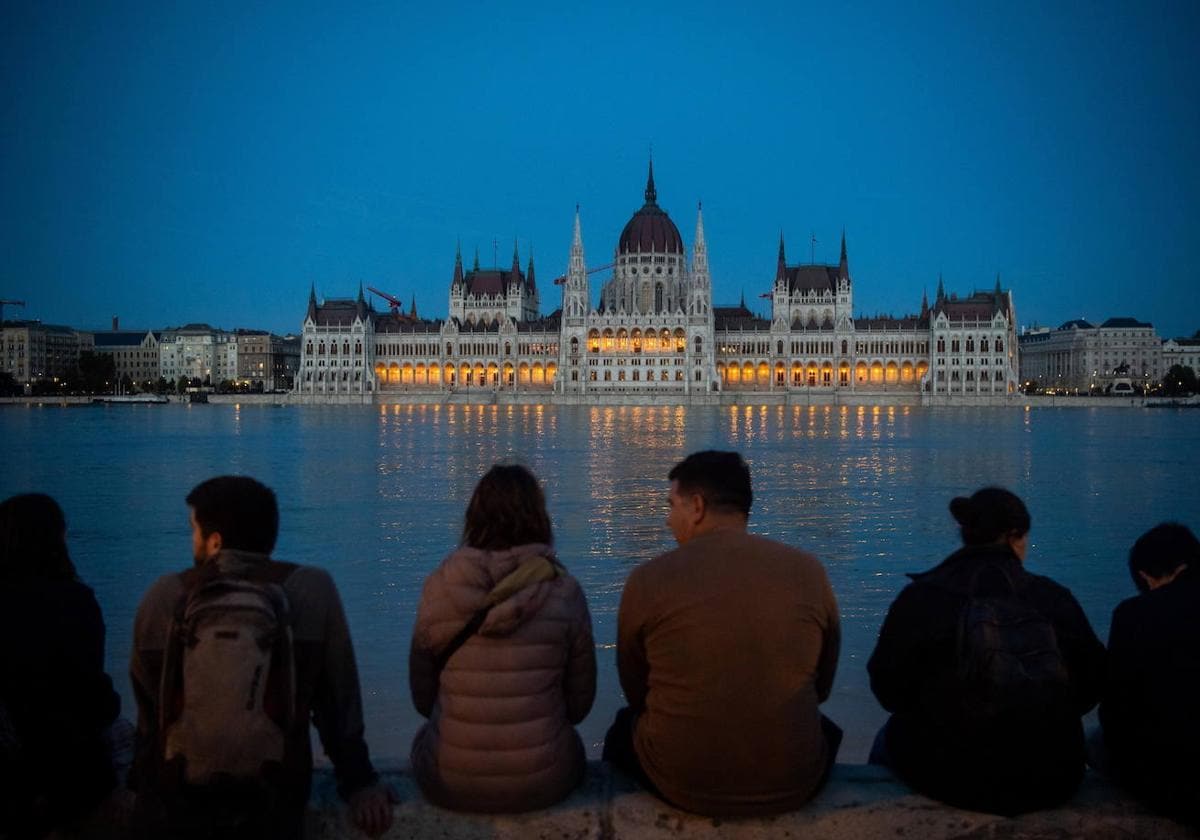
906, 543, 1025, 591
208, 548, 272, 576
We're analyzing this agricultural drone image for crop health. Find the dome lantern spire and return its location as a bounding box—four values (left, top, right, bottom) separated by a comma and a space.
644, 156, 657, 205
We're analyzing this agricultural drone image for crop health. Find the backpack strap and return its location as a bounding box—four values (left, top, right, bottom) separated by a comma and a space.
432, 555, 561, 676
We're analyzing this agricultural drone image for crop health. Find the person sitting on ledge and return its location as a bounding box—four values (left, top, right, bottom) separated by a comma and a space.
867, 487, 1105, 815
604, 450, 842, 818
129, 476, 394, 839
0, 493, 121, 839
1099, 522, 1200, 825
408, 464, 596, 813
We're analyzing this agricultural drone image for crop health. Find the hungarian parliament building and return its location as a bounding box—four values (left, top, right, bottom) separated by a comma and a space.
296, 164, 1019, 401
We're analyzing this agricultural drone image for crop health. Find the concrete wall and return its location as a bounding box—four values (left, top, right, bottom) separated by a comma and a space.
303, 762, 1192, 840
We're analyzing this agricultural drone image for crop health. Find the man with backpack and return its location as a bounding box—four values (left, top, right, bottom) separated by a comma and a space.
129, 476, 393, 838
867, 487, 1105, 815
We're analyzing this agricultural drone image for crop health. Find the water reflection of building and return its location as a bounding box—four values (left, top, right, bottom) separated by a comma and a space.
295, 163, 1020, 400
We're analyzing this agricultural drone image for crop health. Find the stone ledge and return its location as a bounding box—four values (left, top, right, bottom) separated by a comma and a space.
305, 762, 1192, 839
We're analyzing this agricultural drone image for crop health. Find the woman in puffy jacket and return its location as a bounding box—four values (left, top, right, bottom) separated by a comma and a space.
409, 464, 596, 812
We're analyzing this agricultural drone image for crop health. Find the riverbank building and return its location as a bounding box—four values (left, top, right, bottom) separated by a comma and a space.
295, 163, 1020, 401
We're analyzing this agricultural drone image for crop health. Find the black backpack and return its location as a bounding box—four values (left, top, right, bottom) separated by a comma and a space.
955, 564, 1071, 722
158, 561, 298, 792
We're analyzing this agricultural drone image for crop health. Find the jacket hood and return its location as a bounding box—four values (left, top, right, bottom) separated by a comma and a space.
444, 543, 560, 637
907, 543, 1027, 596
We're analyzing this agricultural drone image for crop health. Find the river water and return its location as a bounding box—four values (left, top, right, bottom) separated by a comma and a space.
1, 403, 1196, 762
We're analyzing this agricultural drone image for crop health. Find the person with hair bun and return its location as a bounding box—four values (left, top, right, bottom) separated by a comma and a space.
867, 487, 1105, 815
408, 464, 596, 812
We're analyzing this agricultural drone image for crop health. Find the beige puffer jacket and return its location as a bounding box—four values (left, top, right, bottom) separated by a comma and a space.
408, 543, 596, 812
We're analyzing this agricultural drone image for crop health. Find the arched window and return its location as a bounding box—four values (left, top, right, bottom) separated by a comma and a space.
777, 340, 784, 355
343, 341, 350, 355
951, 339, 960, 352
936, 338, 945, 353
306, 341, 313, 355
841, 340, 848, 355
318, 343, 326, 355
966, 337, 975, 352
995, 338, 1004, 352
980, 338, 989, 352
695, 336, 703, 354
504, 342, 511, 355
570, 337, 579, 353
655, 283, 664, 311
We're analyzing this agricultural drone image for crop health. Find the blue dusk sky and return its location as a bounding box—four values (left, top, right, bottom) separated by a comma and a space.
2, 1, 1197, 339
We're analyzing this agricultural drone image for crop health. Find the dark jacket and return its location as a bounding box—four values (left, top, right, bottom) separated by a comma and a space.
868, 544, 1105, 815
0, 577, 119, 837
129, 550, 378, 837
1100, 568, 1200, 822
409, 544, 596, 813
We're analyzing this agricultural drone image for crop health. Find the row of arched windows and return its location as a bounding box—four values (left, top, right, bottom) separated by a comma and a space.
585, 327, 692, 354
373, 361, 557, 387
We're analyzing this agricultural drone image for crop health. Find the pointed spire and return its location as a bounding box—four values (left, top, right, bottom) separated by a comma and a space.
511, 237, 521, 284
740, 289, 746, 310
410, 295, 417, 319
920, 288, 929, 319
357, 281, 364, 303
838, 228, 849, 279
994, 273, 1002, 295
692, 201, 708, 260
526, 246, 536, 294
452, 240, 464, 286
473, 246, 480, 272
356, 282, 366, 319
776, 231, 787, 284
306, 283, 318, 321
644, 156, 657, 205
936, 273, 945, 303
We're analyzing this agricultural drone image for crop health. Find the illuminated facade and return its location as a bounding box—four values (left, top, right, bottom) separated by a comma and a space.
295, 165, 1020, 400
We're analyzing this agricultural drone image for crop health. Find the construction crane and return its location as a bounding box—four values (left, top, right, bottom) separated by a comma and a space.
0, 299, 25, 324
552, 263, 614, 285
366, 286, 406, 315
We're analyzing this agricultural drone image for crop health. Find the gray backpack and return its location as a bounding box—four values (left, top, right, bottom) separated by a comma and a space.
159, 563, 297, 787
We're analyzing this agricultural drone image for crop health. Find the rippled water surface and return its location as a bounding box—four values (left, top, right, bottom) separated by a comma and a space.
2, 403, 1197, 762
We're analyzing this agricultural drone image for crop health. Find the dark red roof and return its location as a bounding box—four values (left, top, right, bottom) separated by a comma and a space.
784, 265, 839, 295
618, 161, 683, 255
465, 268, 523, 297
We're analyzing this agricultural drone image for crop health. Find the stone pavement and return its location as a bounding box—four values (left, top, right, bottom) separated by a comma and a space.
305, 762, 1196, 839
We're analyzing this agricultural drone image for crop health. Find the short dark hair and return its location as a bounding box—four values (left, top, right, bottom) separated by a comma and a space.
1129, 522, 1199, 593
668, 450, 753, 517
186, 476, 279, 554
949, 486, 1030, 546
0, 493, 77, 582
462, 464, 553, 551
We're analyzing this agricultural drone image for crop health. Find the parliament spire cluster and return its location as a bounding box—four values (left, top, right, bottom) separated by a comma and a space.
296, 162, 1020, 401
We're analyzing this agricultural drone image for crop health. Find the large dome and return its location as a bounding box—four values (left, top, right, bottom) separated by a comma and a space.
617, 162, 683, 255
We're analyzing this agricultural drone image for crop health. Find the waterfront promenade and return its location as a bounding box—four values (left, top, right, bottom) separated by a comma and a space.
299, 762, 1189, 839
3, 392, 1190, 408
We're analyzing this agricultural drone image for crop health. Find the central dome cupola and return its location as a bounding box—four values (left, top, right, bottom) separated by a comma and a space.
617, 159, 684, 255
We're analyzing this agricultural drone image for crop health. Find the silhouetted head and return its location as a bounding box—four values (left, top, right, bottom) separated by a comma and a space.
1128, 522, 1199, 593
186, 476, 279, 561
668, 450, 753, 517
0, 493, 77, 582
950, 487, 1031, 559
666, 450, 752, 545
462, 464, 553, 551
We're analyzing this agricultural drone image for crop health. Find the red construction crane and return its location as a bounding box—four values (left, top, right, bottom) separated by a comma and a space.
366, 286, 404, 314
552, 263, 614, 285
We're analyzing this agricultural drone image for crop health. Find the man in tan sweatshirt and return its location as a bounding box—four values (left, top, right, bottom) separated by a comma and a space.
604, 450, 841, 817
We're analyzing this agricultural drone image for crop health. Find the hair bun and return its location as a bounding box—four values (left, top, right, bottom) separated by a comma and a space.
949, 496, 974, 526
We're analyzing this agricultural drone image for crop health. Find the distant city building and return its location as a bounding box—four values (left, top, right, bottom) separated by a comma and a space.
159, 324, 237, 385
1160, 335, 1200, 375
296, 164, 1020, 399
92, 329, 162, 385
0, 320, 92, 384
1018, 317, 1162, 391
236, 330, 300, 391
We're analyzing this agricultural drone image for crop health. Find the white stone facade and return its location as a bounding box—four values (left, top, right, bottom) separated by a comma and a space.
1019, 318, 1162, 392
295, 166, 1021, 401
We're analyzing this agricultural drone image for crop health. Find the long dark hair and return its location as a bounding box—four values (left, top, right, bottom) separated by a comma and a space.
462, 464, 553, 551
0, 493, 78, 582
949, 487, 1031, 546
